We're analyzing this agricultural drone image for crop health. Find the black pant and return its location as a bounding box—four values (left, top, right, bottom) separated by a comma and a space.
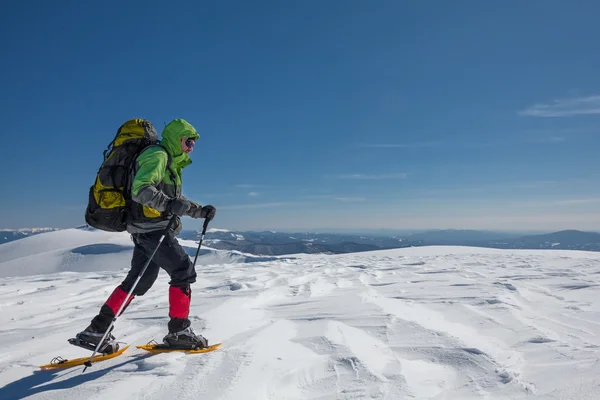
91, 231, 196, 333
123, 231, 197, 293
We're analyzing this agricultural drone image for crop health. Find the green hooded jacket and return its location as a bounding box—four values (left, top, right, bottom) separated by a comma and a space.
127, 119, 200, 234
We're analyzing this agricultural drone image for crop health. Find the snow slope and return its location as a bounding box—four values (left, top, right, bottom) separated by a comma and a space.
1, 229, 600, 399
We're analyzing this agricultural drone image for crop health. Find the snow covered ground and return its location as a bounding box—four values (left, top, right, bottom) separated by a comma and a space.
1, 228, 600, 399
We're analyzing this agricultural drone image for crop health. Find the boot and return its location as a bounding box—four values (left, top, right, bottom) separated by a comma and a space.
70, 325, 119, 354
162, 326, 208, 349
163, 285, 207, 349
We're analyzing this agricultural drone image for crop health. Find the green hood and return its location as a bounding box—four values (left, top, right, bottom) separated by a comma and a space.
160, 119, 200, 169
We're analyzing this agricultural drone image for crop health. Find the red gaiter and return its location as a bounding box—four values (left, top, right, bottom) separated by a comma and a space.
169, 286, 191, 319
105, 286, 134, 317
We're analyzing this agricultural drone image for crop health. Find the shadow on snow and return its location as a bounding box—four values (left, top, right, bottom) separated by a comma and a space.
1, 354, 152, 400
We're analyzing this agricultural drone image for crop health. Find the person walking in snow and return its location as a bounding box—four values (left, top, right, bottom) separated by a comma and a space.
75, 119, 216, 352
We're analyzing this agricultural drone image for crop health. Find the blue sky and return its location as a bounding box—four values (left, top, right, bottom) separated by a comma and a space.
1, 1, 600, 232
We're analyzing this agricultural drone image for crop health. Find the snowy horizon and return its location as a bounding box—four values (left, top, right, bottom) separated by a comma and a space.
5, 206, 600, 233
1, 229, 600, 399
1, 225, 599, 236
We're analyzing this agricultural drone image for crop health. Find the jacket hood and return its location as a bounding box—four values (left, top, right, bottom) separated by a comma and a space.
160, 119, 200, 168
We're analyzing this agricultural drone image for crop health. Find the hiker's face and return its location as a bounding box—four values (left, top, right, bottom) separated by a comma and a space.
181, 137, 195, 154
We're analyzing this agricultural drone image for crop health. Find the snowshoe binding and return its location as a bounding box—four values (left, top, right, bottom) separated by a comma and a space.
162, 327, 208, 350
69, 325, 119, 354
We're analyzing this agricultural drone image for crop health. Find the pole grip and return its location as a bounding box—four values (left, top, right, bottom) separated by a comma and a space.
166, 214, 178, 233
202, 216, 211, 235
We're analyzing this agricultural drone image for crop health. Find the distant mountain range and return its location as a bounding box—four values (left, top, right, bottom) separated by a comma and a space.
181, 230, 403, 255
3, 227, 600, 255
178, 228, 600, 255
494, 230, 600, 251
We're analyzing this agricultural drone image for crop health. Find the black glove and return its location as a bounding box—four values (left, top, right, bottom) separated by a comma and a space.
167, 198, 191, 216
187, 201, 203, 218
200, 205, 216, 219
188, 204, 216, 219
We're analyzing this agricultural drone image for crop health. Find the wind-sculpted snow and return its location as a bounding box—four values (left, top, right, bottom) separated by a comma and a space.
0, 232, 599, 399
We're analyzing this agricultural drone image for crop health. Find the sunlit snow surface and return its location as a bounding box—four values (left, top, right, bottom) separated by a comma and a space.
1, 229, 599, 399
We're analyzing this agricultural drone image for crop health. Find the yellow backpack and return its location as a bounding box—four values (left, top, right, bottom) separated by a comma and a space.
85, 119, 162, 231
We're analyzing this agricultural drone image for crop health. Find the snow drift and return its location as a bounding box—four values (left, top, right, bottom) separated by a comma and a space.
1, 229, 600, 399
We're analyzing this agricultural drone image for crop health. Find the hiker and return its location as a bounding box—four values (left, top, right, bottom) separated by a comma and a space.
75, 119, 216, 352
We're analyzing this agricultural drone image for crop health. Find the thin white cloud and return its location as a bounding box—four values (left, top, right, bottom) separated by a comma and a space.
185, 192, 233, 199
513, 198, 600, 207
524, 128, 591, 143
519, 95, 600, 117
558, 198, 600, 205
527, 136, 566, 143
248, 192, 259, 197
235, 184, 259, 189
302, 195, 335, 200
333, 173, 408, 180
423, 180, 567, 196
301, 194, 366, 202
332, 197, 367, 202
359, 142, 440, 148
219, 202, 311, 210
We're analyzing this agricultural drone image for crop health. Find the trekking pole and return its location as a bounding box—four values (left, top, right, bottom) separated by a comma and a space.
192, 217, 212, 268
82, 215, 178, 372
